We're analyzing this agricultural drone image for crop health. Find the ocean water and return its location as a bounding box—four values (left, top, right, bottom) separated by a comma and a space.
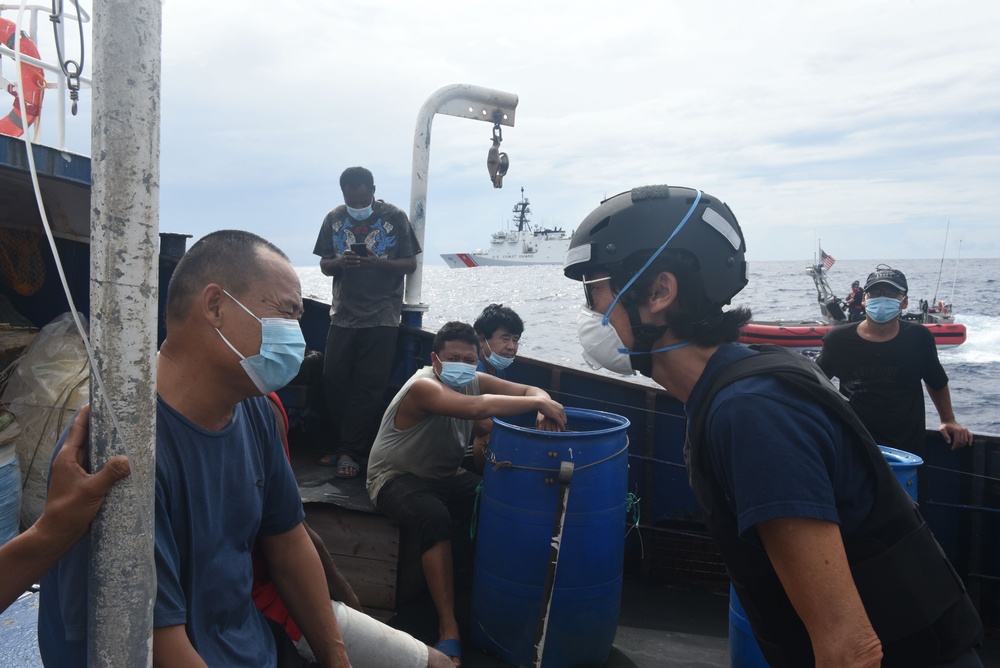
297, 258, 1000, 436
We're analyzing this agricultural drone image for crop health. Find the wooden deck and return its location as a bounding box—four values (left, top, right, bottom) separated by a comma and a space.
291, 450, 427, 619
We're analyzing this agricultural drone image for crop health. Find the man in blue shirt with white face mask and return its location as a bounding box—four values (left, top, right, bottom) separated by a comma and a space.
366, 321, 566, 666
817, 264, 972, 459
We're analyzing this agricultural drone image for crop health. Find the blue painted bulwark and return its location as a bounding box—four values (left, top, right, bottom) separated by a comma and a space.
0, 135, 91, 186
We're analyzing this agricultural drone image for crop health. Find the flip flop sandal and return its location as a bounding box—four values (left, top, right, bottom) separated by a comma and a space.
433, 638, 462, 666
333, 455, 360, 479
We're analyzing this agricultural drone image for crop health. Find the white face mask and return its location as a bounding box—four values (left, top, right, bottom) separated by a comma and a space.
576, 306, 636, 375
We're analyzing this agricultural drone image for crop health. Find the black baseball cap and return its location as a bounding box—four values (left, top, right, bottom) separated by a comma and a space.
863, 264, 908, 295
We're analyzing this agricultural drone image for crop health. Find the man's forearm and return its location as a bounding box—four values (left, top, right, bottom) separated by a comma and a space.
320, 257, 341, 277
523, 386, 552, 400
262, 523, 350, 667
153, 625, 209, 668
477, 393, 548, 419
926, 382, 972, 448
758, 517, 883, 667
926, 382, 956, 423
376, 256, 417, 275
0, 526, 68, 611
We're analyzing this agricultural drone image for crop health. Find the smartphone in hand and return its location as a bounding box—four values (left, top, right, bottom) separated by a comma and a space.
350, 243, 369, 257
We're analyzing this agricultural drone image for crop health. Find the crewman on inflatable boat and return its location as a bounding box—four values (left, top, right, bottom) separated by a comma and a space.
845, 279, 865, 322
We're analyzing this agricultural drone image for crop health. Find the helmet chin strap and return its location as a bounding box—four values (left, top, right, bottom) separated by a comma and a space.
602, 193, 703, 373
622, 296, 669, 377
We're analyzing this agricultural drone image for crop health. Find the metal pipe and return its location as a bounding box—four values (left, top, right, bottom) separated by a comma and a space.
0, 44, 90, 76
532, 460, 574, 667
54, 14, 66, 150
404, 84, 518, 316
87, 0, 161, 665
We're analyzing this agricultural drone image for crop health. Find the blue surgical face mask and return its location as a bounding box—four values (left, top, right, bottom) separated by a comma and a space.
438, 361, 477, 390
346, 199, 374, 221
865, 296, 903, 323
483, 340, 515, 370
216, 290, 306, 394
487, 351, 515, 370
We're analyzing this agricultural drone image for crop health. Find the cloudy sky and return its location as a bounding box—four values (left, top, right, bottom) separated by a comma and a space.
28, 0, 1000, 266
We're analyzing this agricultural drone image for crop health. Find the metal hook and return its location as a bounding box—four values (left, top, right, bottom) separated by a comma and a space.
492, 153, 509, 188
487, 123, 509, 188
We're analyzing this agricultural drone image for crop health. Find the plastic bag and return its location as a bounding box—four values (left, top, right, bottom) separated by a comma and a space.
0, 313, 89, 527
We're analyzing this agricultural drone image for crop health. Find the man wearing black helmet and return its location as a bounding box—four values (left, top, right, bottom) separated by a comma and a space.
817, 265, 972, 459
564, 186, 982, 667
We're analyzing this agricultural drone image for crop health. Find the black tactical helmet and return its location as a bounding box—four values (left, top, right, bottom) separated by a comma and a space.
563, 185, 748, 306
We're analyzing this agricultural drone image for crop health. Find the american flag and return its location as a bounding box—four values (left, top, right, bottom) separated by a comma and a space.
820, 249, 836, 270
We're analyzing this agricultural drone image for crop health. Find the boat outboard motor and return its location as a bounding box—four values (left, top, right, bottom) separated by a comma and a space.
825, 298, 846, 321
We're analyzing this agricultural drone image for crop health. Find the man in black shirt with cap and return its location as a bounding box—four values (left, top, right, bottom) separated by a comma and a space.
817, 264, 972, 458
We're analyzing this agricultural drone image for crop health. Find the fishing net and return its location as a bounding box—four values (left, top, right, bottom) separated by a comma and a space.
0, 313, 89, 527
0, 227, 46, 296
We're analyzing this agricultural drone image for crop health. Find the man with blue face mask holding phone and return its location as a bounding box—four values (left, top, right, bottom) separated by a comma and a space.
818, 264, 972, 460
313, 166, 421, 479
366, 321, 566, 666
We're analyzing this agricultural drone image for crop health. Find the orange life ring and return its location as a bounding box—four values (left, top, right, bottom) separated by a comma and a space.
0, 17, 46, 138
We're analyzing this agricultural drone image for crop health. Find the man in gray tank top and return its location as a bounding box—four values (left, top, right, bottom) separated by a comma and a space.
367, 322, 566, 666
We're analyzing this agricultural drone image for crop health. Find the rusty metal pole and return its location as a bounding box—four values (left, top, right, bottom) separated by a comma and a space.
88, 0, 161, 665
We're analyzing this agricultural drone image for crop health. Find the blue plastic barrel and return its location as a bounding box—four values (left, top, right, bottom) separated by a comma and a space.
729, 584, 771, 667
0, 445, 21, 547
470, 407, 630, 668
879, 445, 923, 502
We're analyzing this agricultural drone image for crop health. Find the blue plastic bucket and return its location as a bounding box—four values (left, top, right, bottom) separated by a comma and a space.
729, 584, 771, 667
470, 407, 630, 668
0, 444, 22, 547
879, 445, 923, 502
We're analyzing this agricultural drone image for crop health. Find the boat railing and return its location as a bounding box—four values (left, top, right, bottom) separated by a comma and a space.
0, 3, 91, 151
805, 264, 844, 322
